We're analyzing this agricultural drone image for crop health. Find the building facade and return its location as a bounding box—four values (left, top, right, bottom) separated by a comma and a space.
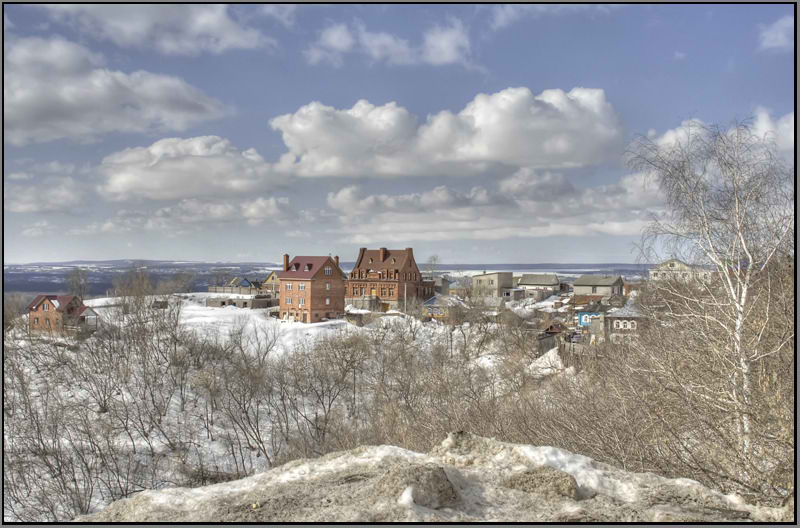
279, 255, 347, 323
649, 258, 712, 281
517, 273, 561, 298
472, 272, 514, 298
345, 248, 434, 311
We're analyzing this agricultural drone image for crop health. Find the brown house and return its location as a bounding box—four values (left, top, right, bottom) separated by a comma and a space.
279, 254, 347, 323
345, 247, 434, 311
27, 294, 99, 334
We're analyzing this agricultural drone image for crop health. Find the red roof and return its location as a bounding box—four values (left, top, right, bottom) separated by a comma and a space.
353, 248, 416, 272
27, 294, 80, 312
568, 294, 605, 306
279, 256, 345, 280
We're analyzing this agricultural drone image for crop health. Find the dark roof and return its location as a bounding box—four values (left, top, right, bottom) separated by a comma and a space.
353, 248, 417, 272
27, 294, 80, 312
568, 294, 605, 305
279, 256, 345, 280
579, 302, 611, 313
573, 274, 623, 287
75, 305, 99, 317
519, 273, 560, 286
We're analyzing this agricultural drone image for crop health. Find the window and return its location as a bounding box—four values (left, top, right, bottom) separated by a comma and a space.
389, 288, 394, 296
614, 320, 620, 329
631, 321, 637, 330
652, 272, 658, 279
286, 297, 292, 304
622, 321, 628, 329
591, 286, 597, 293
304, 264, 311, 271
326, 282, 331, 291
34, 318, 39, 325
381, 288, 386, 296
46, 319, 50, 326
299, 282, 305, 291
489, 280, 494, 285
243, 302, 247, 308
669, 262, 675, 267
391, 258, 396, 264
299, 298, 305, 306
326, 297, 330, 305
285, 283, 292, 291
368, 258, 373, 263
360, 288, 366, 296
325, 266, 332, 276
43, 303, 49, 311
352, 287, 358, 296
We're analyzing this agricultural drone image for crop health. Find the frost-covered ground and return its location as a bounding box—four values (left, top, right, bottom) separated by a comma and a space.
75, 432, 790, 523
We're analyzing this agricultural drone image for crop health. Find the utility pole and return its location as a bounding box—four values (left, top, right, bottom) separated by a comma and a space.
404, 282, 407, 313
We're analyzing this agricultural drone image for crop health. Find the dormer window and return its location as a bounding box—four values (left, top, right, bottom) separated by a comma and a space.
391, 258, 396, 264
368, 258, 373, 263
305, 264, 312, 271
43, 303, 49, 311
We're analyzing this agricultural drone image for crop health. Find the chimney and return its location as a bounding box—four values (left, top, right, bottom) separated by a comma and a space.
283, 254, 289, 272
380, 247, 387, 262
334, 255, 339, 267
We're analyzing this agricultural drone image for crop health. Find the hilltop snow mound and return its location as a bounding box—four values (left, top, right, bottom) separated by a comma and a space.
74, 433, 787, 523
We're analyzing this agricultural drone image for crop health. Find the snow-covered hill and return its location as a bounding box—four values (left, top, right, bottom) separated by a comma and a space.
75, 432, 789, 523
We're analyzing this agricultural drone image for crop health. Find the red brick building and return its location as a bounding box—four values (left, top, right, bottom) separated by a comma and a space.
278, 254, 347, 323
27, 294, 98, 334
345, 247, 435, 311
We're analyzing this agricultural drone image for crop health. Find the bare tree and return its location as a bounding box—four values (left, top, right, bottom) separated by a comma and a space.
67, 268, 89, 301
623, 119, 795, 500
424, 254, 441, 279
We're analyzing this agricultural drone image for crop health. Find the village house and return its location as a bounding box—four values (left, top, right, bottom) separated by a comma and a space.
472, 272, 514, 298
517, 273, 561, 299
431, 275, 452, 295
345, 248, 434, 311
572, 274, 624, 296
27, 294, 98, 334
421, 293, 467, 321
260, 271, 281, 294
649, 258, 712, 282
279, 254, 347, 323
605, 300, 645, 343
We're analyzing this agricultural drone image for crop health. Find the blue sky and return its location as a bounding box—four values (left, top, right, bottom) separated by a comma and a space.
3, 4, 795, 264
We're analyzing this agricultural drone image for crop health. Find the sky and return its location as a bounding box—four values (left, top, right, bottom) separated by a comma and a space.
2, 4, 795, 265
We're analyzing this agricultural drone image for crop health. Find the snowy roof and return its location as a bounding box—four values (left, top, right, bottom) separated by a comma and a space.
607, 299, 644, 318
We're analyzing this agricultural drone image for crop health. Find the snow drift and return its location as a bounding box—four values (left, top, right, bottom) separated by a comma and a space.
74, 432, 790, 522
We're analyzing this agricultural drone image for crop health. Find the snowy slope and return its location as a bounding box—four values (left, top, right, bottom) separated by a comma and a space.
75, 432, 789, 523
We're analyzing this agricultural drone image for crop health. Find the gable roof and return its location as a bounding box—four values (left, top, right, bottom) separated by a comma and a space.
353, 248, 417, 272
518, 273, 560, 286
75, 305, 99, 317
568, 294, 605, 305
573, 274, 623, 287
263, 271, 279, 282
423, 293, 467, 308
279, 256, 345, 280
27, 294, 80, 312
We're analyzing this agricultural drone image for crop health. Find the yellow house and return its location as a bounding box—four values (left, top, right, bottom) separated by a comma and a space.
649, 258, 712, 282
261, 271, 281, 294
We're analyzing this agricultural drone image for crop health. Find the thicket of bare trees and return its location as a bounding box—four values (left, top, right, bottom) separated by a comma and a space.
3, 120, 793, 520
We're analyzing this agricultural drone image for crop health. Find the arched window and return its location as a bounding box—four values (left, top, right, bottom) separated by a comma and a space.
631, 321, 637, 330
614, 320, 620, 329
622, 321, 628, 329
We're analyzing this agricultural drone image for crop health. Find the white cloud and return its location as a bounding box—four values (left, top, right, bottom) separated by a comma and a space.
261, 5, 298, 27
753, 107, 794, 152
304, 23, 356, 66
97, 136, 286, 201
355, 20, 415, 65
324, 172, 662, 243
68, 197, 294, 236
22, 221, 57, 238
4, 176, 85, 213
7, 172, 33, 181
4, 13, 13, 30
759, 15, 793, 52
270, 86, 625, 177
304, 18, 476, 69
489, 5, 617, 30
3, 36, 228, 146
40, 4, 272, 55
421, 18, 472, 67
673, 51, 687, 60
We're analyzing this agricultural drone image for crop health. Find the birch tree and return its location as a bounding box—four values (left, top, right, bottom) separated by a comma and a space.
624, 119, 795, 498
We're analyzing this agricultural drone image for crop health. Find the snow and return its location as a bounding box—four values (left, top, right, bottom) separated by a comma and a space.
527, 347, 563, 378
507, 294, 571, 317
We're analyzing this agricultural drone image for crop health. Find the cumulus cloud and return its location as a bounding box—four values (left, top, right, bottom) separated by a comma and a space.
97, 136, 286, 201
261, 5, 298, 27
40, 4, 272, 55
68, 197, 294, 236
324, 172, 662, 243
22, 221, 57, 238
270, 86, 625, 177
489, 4, 617, 30
3, 36, 228, 146
304, 18, 475, 68
753, 107, 795, 152
304, 23, 356, 66
759, 15, 793, 52
4, 176, 85, 213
